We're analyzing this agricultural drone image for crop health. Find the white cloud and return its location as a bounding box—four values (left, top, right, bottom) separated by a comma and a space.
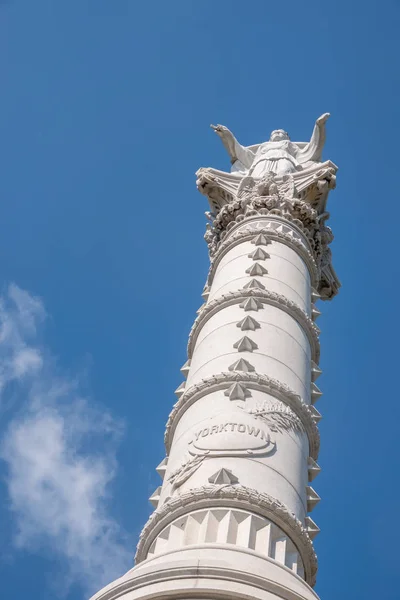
0, 284, 132, 594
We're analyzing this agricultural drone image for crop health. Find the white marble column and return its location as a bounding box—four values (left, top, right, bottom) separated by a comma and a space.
90, 122, 339, 600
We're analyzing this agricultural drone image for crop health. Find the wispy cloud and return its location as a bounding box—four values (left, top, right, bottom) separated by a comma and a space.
0, 284, 131, 594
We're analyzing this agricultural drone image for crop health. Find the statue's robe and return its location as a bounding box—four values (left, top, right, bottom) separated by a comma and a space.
232, 120, 327, 178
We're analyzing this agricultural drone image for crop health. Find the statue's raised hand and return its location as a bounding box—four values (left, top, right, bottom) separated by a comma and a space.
210, 124, 238, 160
210, 124, 230, 137
316, 113, 330, 126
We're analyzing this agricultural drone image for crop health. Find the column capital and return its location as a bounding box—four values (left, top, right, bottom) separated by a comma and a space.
199, 162, 340, 300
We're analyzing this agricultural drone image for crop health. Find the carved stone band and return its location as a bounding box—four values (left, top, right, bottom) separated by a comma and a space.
164, 371, 320, 459
90, 563, 315, 600
135, 484, 318, 587
207, 223, 319, 290
188, 288, 321, 363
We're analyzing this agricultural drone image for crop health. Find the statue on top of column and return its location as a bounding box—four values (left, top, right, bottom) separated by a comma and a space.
196, 113, 340, 301
196, 113, 337, 216
210, 113, 330, 178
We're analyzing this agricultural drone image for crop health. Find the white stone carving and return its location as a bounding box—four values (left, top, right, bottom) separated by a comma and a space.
210, 114, 330, 178
168, 453, 205, 490
311, 360, 322, 381
135, 485, 318, 586
156, 457, 168, 480
187, 414, 275, 459
248, 247, 270, 260
245, 262, 268, 276
312, 304, 322, 320
233, 335, 258, 352
149, 486, 162, 508
252, 233, 272, 246
224, 382, 252, 400
187, 287, 320, 363
201, 284, 210, 301
207, 224, 319, 292
246, 400, 304, 435
239, 297, 263, 311
197, 118, 340, 301
180, 359, 191, 378
174, 381, 185, 398
164, 371, 321, 459
236, 315, 261, 331
304, 516, 320, 540
228, 357, 256, 372
309, 405, 322, 423
311, 382, 323, 404
306, 486, 321, 512
208, 468, 239, 485
307, 457, 321, 482
147, 507, 304, 578
243, 278, 266, 290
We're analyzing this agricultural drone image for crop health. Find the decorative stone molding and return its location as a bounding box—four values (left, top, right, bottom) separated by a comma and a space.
156, 457, 168, 479
307, 457, 321, 482
304, 516, 320, 540
233, 335, 258, 352
311, 361, 322, 381
188, 288, 320, 363
248, 247, 270, 260
90, 562, 317, 600
199, 163, 340, 300
245, 400, 304, 435
149, 486, 162, 508
208, 468, 239, 484
180, 359, 191, 378
224, 382, 252, 400
228, 358, 255, 372
245, 262, 268, 276
207, 225, 319, 294
147, 508, 304, 578
135, 485, 318, 586
311, 382, 323, 404
164, 371, 320, 459
251, 233, 272, 247
306, 486, 321, 512
174, 382, 185, 398
240, 297, 263, 311
168, 453, 205, 490
236, 315, 261, 331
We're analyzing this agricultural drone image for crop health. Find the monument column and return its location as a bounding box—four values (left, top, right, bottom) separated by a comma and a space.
90, 116, 339, 600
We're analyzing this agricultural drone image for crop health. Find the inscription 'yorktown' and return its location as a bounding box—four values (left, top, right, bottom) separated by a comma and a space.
193, 422, 269, 441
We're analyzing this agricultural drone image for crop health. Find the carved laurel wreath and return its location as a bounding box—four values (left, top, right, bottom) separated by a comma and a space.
164, 371, 320, 460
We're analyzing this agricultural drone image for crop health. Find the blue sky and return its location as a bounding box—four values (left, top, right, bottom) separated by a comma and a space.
0, 1, 399, 599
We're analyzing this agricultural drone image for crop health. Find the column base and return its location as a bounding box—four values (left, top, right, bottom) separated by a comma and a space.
90, 546, 320, 600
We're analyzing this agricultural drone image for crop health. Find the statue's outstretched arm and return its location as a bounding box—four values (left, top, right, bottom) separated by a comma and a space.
211, 124, 254, 168
297, 113, 330, 165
